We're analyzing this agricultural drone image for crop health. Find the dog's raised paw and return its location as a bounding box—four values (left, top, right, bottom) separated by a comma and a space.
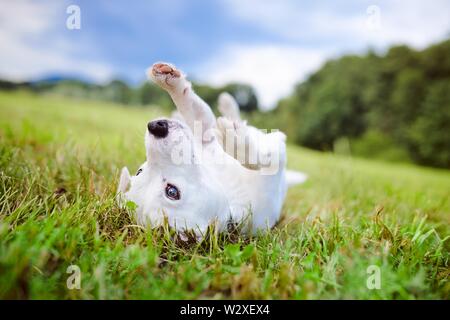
148, 62, 183, 90
152, 63, 181, 78
216, 117, 249, 153
217, 117, 247, 135
218, 92, 241, 121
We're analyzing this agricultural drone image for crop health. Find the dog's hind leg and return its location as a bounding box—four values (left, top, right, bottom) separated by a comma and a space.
148, 62, 216, 143
216, 116, 286, 174
218, 92, 241, 121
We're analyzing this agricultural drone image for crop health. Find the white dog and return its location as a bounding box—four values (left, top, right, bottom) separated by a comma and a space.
117, 62, 306, 238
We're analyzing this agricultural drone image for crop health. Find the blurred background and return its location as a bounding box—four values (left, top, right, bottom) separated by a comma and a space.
1, 0, 449, 168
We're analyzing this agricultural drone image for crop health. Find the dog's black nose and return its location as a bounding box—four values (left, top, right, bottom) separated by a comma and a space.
148, 120, 169, 138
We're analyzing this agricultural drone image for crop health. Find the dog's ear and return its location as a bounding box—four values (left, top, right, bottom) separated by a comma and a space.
118, 167, 131, 194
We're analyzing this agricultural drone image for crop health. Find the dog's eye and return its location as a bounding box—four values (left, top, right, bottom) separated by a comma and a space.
165, 184, 180, 200
136, 168, 143, 176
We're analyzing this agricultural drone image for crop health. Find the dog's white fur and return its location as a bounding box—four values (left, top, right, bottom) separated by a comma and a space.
117, 62, 307, 237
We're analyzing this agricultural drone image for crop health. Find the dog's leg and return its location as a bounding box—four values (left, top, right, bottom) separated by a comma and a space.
216, 117, 286, 173
148, 62, 216, 142
216, 87, 286, 172
218, 92, 241, 121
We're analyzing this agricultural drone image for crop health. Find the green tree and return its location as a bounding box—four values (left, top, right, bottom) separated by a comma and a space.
268, 38, 450, 168
407, 79, 450, 168
104, 79, 133, 104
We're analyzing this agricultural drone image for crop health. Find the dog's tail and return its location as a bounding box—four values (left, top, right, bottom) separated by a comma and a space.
286, 170, 308, 187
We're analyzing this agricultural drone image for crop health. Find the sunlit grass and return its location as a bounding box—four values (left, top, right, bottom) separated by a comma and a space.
0, 91, 448, 299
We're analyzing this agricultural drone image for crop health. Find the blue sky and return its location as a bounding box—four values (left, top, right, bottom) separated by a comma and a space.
1, 0, 449, 108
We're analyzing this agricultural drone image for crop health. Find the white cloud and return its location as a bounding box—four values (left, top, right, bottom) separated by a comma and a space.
0, 29, 114, 82
194, 44, 327, 109
364, 0, 450, 48
0, 0, 57, 34
199, 0, 450, 109
223, 0, 450, 49
0, 0, 114, 82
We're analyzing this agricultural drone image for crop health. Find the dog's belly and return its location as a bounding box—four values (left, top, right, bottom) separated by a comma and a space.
248, 169, 286, 232
216, 163, 286, 233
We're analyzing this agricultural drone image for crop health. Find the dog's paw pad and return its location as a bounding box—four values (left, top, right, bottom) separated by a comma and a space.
152, 63, 181, 78
148, 62, 184, 90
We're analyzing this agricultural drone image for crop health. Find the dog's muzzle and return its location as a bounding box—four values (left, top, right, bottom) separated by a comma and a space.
148, 120, 169, 138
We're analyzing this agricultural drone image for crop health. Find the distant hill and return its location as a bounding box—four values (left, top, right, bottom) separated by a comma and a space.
30, 74, 95, 85
0, 74, 259, 113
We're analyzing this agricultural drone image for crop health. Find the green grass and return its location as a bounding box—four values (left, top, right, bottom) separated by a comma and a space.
0, 90, 449, 299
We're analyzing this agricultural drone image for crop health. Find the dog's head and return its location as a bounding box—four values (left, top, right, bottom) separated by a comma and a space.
118, 118, 229, 236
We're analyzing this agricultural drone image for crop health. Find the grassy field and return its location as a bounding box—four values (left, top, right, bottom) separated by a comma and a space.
0, 90, 449, 299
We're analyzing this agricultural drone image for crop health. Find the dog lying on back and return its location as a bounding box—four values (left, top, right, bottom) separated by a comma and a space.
117, 62, 306, 238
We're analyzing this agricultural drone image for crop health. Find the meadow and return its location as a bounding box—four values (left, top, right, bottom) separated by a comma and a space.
0, 91, 448, 299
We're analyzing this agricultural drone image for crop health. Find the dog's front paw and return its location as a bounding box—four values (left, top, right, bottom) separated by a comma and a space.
218, 92, 241, 121
216, 117, 248, 155
148, 62, 184, 90
217, 117, 247, 136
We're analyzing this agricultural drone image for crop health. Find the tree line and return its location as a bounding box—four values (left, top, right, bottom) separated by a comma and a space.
260, 39, 450, 168
0, 77, 258, 113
